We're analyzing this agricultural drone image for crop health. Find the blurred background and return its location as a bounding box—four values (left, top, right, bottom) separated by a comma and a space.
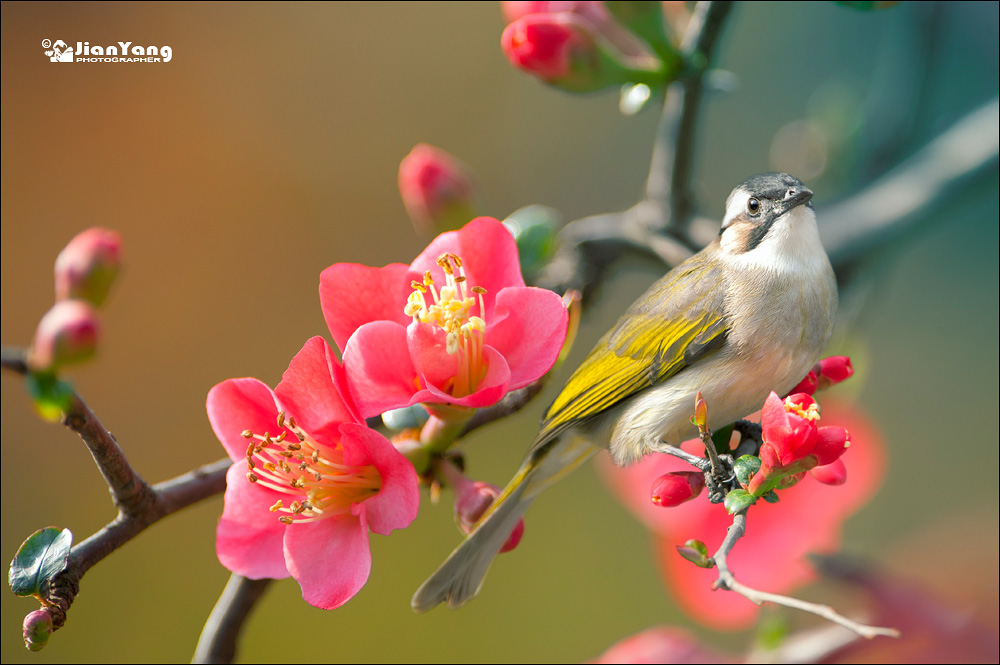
2, 2, 997, 662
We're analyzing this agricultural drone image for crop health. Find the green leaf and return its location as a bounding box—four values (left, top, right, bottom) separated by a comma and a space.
762, 490, 781, 503
724, 489, 756, 515
9, 528, 73, 598
711, 424, 734, 455
25, 372, 74, 422
734, 454, 761, 488
676, 539, 714, 568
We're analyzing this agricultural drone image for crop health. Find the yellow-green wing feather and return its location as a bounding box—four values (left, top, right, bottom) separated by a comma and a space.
538, 249, 729, 442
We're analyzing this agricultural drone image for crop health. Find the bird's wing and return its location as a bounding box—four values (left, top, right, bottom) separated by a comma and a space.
537, 252, 729, 444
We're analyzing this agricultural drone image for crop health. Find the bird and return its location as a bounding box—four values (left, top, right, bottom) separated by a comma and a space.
411, 172, 838, 612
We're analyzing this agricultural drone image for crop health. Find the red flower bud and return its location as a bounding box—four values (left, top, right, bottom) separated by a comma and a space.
502, 13, 592, 80
816, 356, 854, 390
650, 471, 704, 508
54, 227, 121, 307
29, 300, 100, 371
398, 144, 476, 235
454, 481, 524, 553
788, 369, 818, 396
811, 458, 847, 485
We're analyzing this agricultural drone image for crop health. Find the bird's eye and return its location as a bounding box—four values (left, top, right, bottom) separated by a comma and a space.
747, 197, 760, 215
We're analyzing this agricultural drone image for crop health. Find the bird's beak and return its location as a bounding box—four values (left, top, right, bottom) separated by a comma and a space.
780, 185, 814, 212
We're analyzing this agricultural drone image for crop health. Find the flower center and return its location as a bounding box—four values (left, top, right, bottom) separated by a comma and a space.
784, 398, 821, 422
404, 252, 488, 397
241, 412, 381, 525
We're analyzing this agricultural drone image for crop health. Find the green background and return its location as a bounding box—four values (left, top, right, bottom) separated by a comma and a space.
2, 2, 997, 662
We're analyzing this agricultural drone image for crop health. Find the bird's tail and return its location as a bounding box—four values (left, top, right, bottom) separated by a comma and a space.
411, 435, 597, 612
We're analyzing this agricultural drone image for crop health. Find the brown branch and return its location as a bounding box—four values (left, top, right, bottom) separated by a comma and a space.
3, 346, 230, 630
192, 574, 272, 664
710, 512, 901, 639
535, 1, 734, 299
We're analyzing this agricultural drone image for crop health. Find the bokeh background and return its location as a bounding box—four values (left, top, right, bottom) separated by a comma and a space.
2, 2, 997, 662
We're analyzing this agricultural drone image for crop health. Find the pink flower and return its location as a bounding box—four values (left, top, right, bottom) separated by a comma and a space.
398, 144, 476, 235
319, 217, 568, 418
599, 399, 885, 629
207, 336, 419, 610
500, 1, 652, 59
816, 355, 853, 390
54, 227, 121, 307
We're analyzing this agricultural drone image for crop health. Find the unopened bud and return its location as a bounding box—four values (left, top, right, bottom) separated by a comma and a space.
23, 609, 53, 652
29, 300, 100, 371
501, 13, 656, 93
650, 471, 704, 508
454, 481, 524, 553
398, 144, 476, 235
54, 227, 121, 307
815, 356, 853, 391
789, 370, 818, 396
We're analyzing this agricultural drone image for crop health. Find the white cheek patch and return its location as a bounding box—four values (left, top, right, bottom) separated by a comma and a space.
723, 190, 752, 227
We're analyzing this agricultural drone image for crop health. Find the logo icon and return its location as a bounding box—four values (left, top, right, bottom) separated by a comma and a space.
43, 39, 74, 62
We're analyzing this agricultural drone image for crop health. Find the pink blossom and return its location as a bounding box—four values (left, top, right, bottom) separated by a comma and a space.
207, 336, 419, 610
599, 399, 884, 629
319, 217, 568, 418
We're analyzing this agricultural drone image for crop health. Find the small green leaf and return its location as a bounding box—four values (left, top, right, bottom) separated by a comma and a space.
762, 490, 780, 503
724, 489, 756, 515
676, 539, 714, 568
734, 454, 761, 488
9, 528, 73, 598
25, 373, 74, 422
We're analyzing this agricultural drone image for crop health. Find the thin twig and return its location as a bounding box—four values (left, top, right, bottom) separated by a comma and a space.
192, 574, 272, 664
710, 512, 901, 639
822, 96, 999, 267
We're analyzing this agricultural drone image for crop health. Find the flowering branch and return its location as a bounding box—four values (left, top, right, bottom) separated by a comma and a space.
536, 1, 734, 299
1, 347, 229, 630
193, 574, 272, 664
711, 512, 900, 639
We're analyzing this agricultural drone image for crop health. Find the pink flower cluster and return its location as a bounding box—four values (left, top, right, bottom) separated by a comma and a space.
209, 218, 568, 609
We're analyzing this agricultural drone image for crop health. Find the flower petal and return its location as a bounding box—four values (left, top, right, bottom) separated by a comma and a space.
274, 336, 359, 435
343, 321, 420, 418
407, 217, 524, 318
216, 463, 290, 580
339, 423, 419, 535
486, 286, 567, 389
207, 378, 283, 461
319, 262, 410, 352
412, 343, 512, 408
284, 514, 371, 610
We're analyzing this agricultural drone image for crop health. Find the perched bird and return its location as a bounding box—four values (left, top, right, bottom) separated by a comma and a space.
412, 173, 837, 612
